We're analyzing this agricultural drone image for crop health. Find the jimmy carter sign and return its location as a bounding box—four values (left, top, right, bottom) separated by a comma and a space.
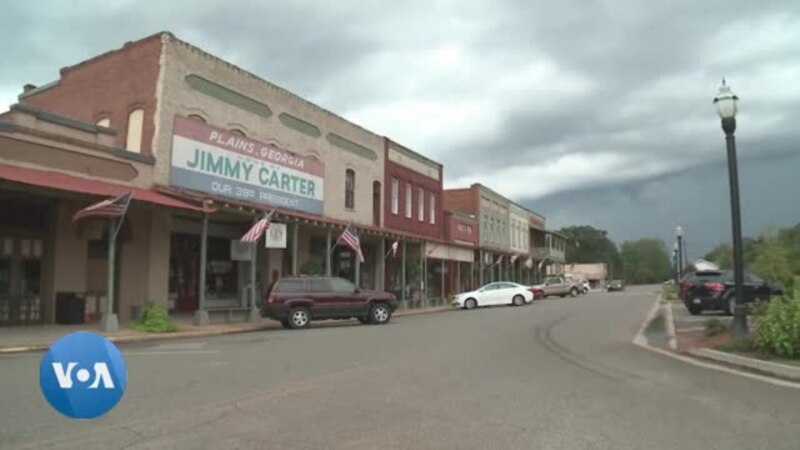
170, 116, 324, 214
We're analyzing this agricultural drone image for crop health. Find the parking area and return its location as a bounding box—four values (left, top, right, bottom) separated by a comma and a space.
670, 299, 754, 334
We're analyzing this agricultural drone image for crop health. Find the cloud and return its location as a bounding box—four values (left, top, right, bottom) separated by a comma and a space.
1, 0, 798, 251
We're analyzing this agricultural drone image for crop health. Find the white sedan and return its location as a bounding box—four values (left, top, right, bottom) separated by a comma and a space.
451, 282, 534, 310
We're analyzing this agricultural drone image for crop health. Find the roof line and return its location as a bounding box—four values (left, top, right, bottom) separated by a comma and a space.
164, 33, 385, 144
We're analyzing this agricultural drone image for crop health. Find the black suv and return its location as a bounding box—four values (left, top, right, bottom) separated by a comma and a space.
679, 270, 783, 315
262, 276, 398, 329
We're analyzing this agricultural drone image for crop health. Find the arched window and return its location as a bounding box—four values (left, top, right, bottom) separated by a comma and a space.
96, 117, 110, 128
188, 114, 206, 123
229, 129, 246, 137
345, 169, 355, 209
126, 108, 144, 153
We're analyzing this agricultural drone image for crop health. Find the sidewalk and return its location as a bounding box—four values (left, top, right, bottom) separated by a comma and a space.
0, 306, 454, 354
665, 299, 800, 382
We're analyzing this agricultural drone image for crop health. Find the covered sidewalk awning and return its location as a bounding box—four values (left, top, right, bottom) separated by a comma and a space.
0, 164, 210, 213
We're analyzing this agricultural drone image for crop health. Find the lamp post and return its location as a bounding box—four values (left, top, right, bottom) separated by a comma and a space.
675, 225, 684, 280
714, 79, 748, 338
673, 243, 679, 284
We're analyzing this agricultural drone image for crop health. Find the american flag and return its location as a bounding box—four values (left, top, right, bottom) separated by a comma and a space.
510, 254, 519, 264
494, 255, 504, 266
337, 223, 365, 263
391, 240, 399, 258
524, 257, 534, 269
240, 217, 270, 243
73, 192, 132, 222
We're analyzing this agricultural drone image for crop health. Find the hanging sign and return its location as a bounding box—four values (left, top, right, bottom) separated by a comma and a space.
265, 223, 287, 248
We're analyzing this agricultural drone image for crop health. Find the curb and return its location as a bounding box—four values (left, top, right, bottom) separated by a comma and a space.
688, 348, 800, 382
663, 300, 677, 350
0, 306, 454, 355
633, 294, 800, 388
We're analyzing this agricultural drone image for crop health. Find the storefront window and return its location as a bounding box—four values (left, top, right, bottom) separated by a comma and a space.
0, 259, 9, 295
206, 237, 239, 300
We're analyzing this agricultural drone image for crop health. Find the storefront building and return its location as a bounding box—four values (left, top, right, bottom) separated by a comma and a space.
508, 202, 531, 284
444, 184, 508, 285
14, 32, 445, 321
439, 210, 479, 296
382, 138, 472, 305
0, 104, 206, 325
528, 211, 548, 283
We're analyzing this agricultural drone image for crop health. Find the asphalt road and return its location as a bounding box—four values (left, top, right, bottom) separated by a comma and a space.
1, 285, 799, 449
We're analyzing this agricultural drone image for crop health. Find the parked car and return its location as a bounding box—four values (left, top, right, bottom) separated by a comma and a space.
564, 274, 589, 295
679, 270, 783, 315
262, 276, 398, 329
607, 280, 625, 292
532, 277, 581, 298
452, 282, 534, 309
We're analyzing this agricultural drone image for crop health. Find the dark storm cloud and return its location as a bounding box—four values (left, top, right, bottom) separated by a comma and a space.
1, 0, 798, 249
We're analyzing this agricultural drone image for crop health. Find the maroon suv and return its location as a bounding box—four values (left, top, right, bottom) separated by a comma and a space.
262, 276, 399, 329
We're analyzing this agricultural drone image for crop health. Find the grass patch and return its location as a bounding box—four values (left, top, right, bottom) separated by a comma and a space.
704, 318, 727, 337
662, 284, 679, 301
132, 303, 178, 333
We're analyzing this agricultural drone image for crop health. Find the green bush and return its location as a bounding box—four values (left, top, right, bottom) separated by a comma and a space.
299, 259, 324, 276
754, 297, 800, 358
704, 318, 727, 337
133, 303, 178, 333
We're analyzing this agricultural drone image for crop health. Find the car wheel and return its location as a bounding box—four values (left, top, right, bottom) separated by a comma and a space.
370, 303, 392, 324
725, 295, 736, 316
288, 307, 311, 329
280, 319, 291, 328
569, 288, 579, 297
357, 317, 370, 325
464, 298, 478, 310
687, 305, 702, 315
512, 295, 524, 306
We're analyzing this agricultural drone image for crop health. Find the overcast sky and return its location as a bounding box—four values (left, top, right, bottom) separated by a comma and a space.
2, 1, 799, 258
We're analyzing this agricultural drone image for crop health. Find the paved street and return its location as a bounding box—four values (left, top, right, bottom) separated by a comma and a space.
1, 285, 799, 449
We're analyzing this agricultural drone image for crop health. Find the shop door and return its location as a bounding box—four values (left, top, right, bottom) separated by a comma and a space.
169, 234, 200, 312
0, 236, 44, 325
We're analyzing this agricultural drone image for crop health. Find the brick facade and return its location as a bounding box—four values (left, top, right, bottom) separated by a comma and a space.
18, 34, 162, 155
443, 187, 477, 216
156, 34, 385, 226
444, 211, 478, 246
383, 139, 443, 240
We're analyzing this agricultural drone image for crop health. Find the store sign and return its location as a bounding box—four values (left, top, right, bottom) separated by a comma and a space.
265, 223, 287, 248
230, 240, 252, 261
170, 116, 325, 215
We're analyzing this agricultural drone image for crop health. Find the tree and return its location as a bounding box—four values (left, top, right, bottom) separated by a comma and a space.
751, 234, 794, 294
558, 225, 620, 265
620, 239, 672, 284
703, 243, 733, 269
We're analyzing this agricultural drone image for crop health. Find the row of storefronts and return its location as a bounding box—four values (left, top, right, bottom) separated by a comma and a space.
0, 31, 566, 326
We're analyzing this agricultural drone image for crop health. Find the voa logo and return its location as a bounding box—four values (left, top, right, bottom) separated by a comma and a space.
40, 331, 127, 419
51, 362, 115, 389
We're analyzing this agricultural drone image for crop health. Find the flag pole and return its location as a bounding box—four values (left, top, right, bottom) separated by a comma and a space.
102, 192, 131, 333
102, 218, 119, 332
328, 221, 349, 256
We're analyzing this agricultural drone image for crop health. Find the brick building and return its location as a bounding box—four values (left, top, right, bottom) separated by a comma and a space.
7, 31, 447, 325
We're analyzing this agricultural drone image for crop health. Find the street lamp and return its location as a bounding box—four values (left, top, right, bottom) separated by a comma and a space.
714, 79, 748, 338
673, 243, 679, 283
675, 225, 684, 280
